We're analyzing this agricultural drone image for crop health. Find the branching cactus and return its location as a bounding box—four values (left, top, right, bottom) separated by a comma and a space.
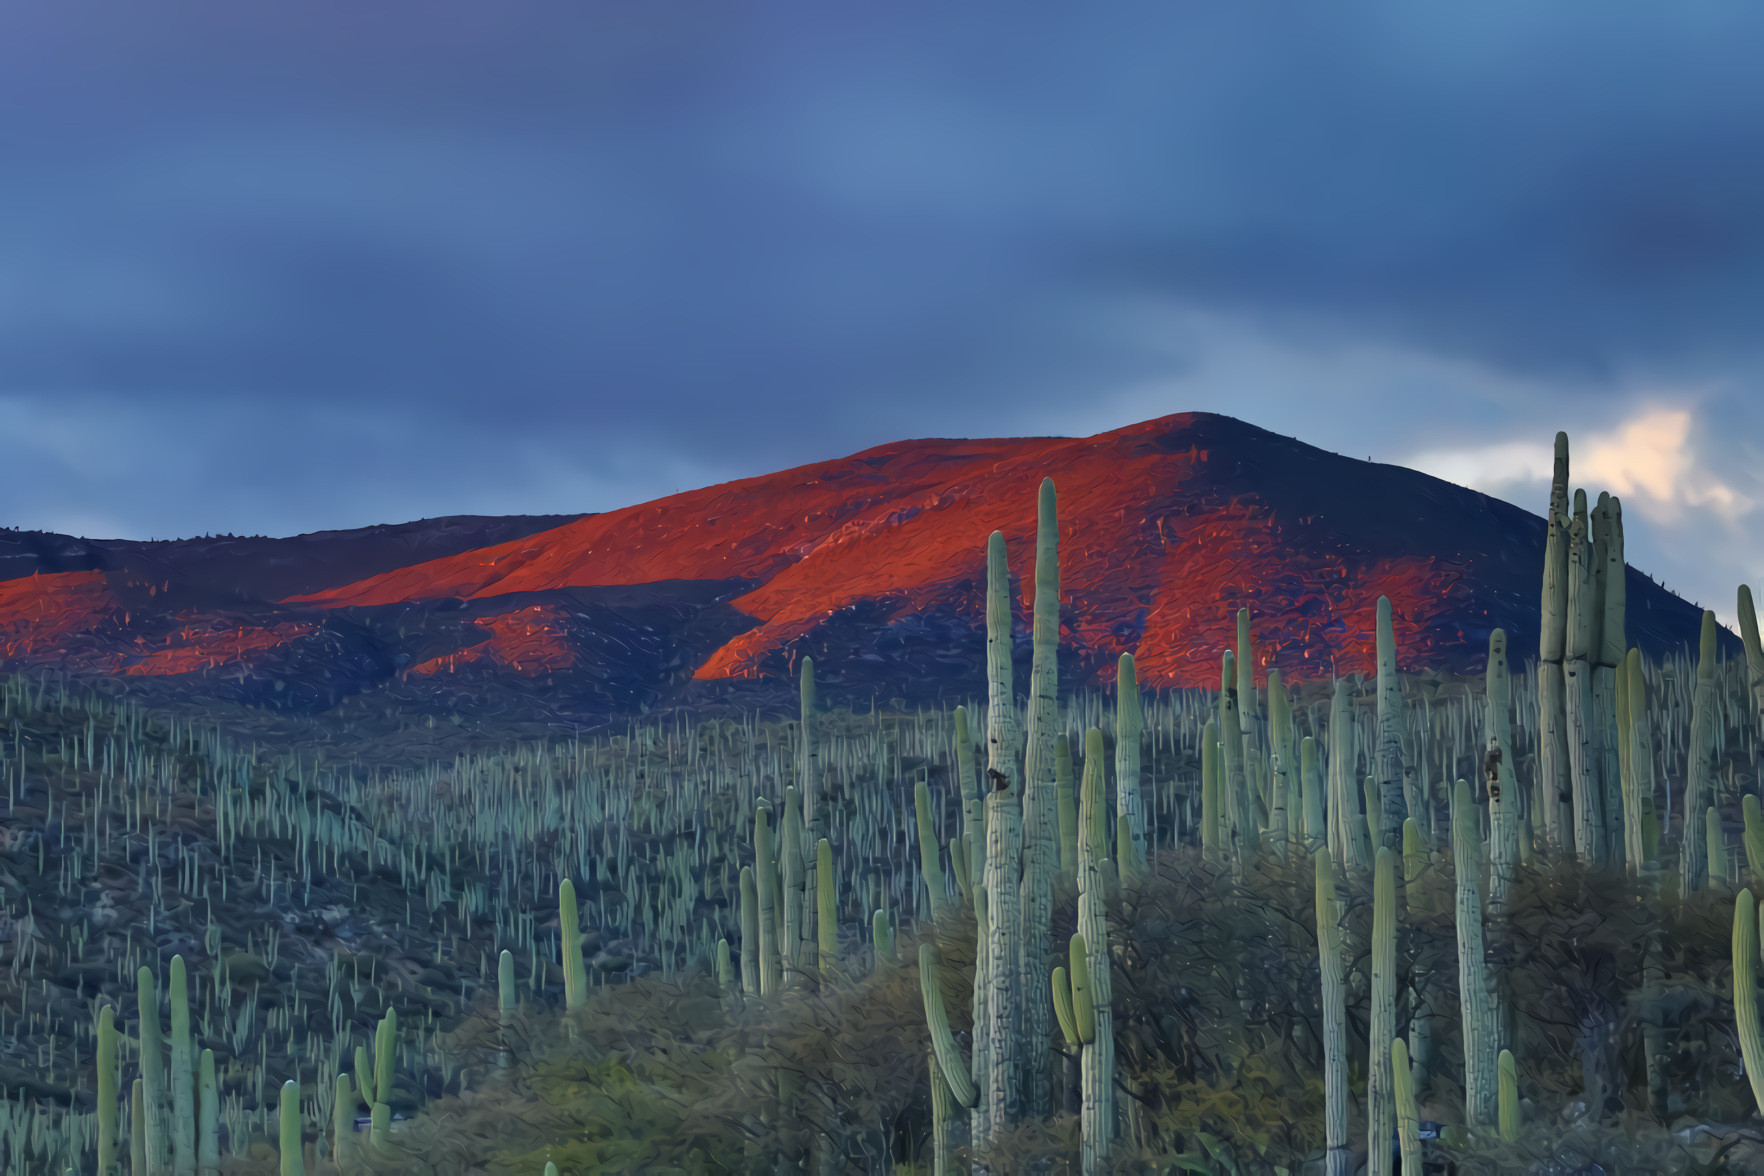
1452, 780, 1499, 1128
1316, 848, 1350, 1176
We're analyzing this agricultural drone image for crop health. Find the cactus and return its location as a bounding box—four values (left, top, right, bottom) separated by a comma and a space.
1199, 720, 1221, 857
1316, 848, 1350, 1176
873, 909, 894, 967
131, 1079, 146, 1176
928, 1046, 955, 1176
1219, 653, 1256, 869
1237, 607, 1265, 826
740, 866, 760, 996
98, 1004, 119, 1176
1733, 889, 1764, 1111
278, 1079, 304, 1176
1625, 647, 1657, 865
1741, 585, 1764, 734
1301, 735, 1326, 849
1019, 478, 1062, 1117
1392, 1037, 1421, 1176
1539, 431, 1572, 851
560, 878, 587, 1008
981, 528, 1025, 1139
137, 965, 167, 1176
1328, 678, 1368, 868
1744, 797, 1764, 893
169, 955, 194, 1175
1368, 847, 1397, 1176
716, 938, 734, 992
1485, 629, 1518, 917
919, 940, 979, 1109
1267, 668, 1296, 855
1401, 818, 1426, 885
1684, 611, 1720, 893
755, 803, 782, 994
331, 1074, 354, 1174
1364, 775, 1383, 854
197, 1050, 217, 1176
499, 948, 518, 1058
1565, 492, 1606, 864
782, 785, 806, 984
800, 654, 822, 972
1076, 728, 1115, 1174
1115, 652, 1145, 876
954, 704, 985, 913
1452, 780, 1499, 1127
1595, 494, 1627, 868
816, 839, 837, 973
1497, 1049, 1520, 1142
1056, 734, 1078, 882
915, 778, 950, 920
1374, 596, 1409, 849
369, 1103, 391, 1156
1616, 651, 1643, 873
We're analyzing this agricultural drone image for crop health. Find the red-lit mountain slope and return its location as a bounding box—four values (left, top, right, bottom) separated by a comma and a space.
0, 413, 1723, 726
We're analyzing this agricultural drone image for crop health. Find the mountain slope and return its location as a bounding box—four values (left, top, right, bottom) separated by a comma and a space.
0, 413, 1723, 725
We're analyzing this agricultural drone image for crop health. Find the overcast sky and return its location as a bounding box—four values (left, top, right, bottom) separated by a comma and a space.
2, 3, 1761, 624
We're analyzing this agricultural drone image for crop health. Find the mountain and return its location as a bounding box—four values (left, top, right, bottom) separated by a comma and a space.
0, 413, 1723, 731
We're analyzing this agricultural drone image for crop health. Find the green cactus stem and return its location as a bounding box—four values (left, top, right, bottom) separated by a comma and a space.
817, 839, 837, 973
873, 909, 894, 968
1020, 477, 1062, 1118
1392, 1037, 1422, 1176
755, 803, 782, 994
1626, 647, 1657, 865
1538, 431, 1572, 851
1056, 734, 1078, 882
137, 965, 167, 1176
1200, 720, 1221, 857
278, 1079, 304, 1176
1709, 807, 1730, 891
782, 785, 807, 984
169, 955, 194, 1175
1237, 608, 1265, 824
369, 1102, 391, 1156
929, 1046, 955, 1176
800, 654, 822, 973
918, 942, 978, 1109
1498, 1050, 1520, 1142
331, 1074, 354, 1174
560, 878, 587, 1008
740, 866, 760, 997
1077, 727, 1115, 1174
1116, 652, 1145, 876
1684, 611, 1720, 893
1485, 629, 1518, 916
197, 1049, 217, 1176
1565, 493, 1606, 865
1316, 848, 1350, 1176
1328, 678, 1369, 868
1368, 847, 1397, 1176
1374, 596, 1409, 850
1616, 652, 1643, 874
1220, 653, 1256, 869
1740, 585, 1764, 734
1744, 797, 1764, 894
1733, 889, 1764, 1112
915, 778, 951, 920
1452, 781, 1499, 1127
1302, 735, 1326, 849
373, 1008, 396, 1107
1267, 668, 1295, 855
981, 528, 1025, 1140
97, 1004, 119, 1176
131, 1079, 146, 1176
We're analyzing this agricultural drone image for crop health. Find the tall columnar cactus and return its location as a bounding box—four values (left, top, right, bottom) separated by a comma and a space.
330, 1074, 354, 1174
278, 1079, 303, 1176
1301, 735, 1326, 849
954, 705, 985, 910
755, 803, 782, 994
196, 1049, 216, 1175
1626, 647, 1659, 864
1200, 719, 1221, 857
1019, 478, 1061, 1117
1315, 848, 1350, 1176
1368, 847, 1397, 1176
132, 1079, 147, 1176
1539, 431, 1572, 851
1740, 585, 1764, 735
98, 1004, 119, 1176
169, 955, 195, 1176
1565, 491, 1606, 865
1392, 1037, 1421, 1176
1237, 608, 1264, 826
560, 879, 587, 1008
1374, 596, 1409, 851
915, 778, 950, 920
816, 839, 837, 973
1115, 652, 1146, 877
1684, 611, 1720, 894
138, 965, 167, 1176
1594, 494, 1627, 867
373, 1007, 397, 1109
1076, 728, 1115, 1174
1328, 678, 1368, 868
1497, 1049, 1520, 1142
928, 1047, 955, 1176
1616, 652, 1644, 873
782, 786, 807, 984
1708, 808, 1729, 891
740, 866, 761, 997
1485, 629, 1518, 918
1732, 888, 1764, 1112
1743, 798, 1764, 894
800, 654, 822, 970
1267, 668, 1294, 854
920, 941, 979, 1112
981, 528, 1026, 1138
1219, 652, 1256, 870
1056, 734, 1078, 883
1452, 780, 1500, 1128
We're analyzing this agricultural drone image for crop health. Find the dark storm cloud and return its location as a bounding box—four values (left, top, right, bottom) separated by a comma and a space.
2, 1, 1763, 536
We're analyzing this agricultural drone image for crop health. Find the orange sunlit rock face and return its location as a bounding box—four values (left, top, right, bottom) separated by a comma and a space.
407, 604, 578, 678
122, 620, 319, 676
0, 570, 120, 659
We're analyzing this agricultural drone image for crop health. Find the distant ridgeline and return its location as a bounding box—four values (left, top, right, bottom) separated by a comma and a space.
0, 414, 1725, 735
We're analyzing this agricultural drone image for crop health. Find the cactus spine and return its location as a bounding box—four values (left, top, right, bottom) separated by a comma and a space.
278, 1079, 304, 1176
1115, 651, 1145, 876
1452, 780, 1499, 1127
1539, 431, 1572, 850
1733, 888, 1764, 1111
1076, 727, 1114, 1174
98, 1004, 119, 1176
1374, 596, 1409, 850
1684, 611, 1719, 893
1316, 848, 1350, 1176
560, 878, 586, 1008
1368, 847, 1397, 1176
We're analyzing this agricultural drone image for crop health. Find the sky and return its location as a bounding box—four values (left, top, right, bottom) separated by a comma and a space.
1, 3, 1762, 623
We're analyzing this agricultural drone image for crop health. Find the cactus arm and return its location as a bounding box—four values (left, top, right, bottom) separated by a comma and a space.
1392, 1037, 1422, 1176
1316, 849, 1349, 1176
1367, 848, 1397, 1176
1735, 889, 1764, 1112
1497, 1049, 1520, 1142
918, 943, 978, 1109
560, 879, 586, 1008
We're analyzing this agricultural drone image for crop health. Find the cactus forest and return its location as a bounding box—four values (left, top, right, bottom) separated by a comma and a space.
7, 430, 1764, 1176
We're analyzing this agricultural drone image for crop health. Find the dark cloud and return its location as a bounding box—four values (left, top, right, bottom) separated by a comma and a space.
1, 1, 1763, 531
